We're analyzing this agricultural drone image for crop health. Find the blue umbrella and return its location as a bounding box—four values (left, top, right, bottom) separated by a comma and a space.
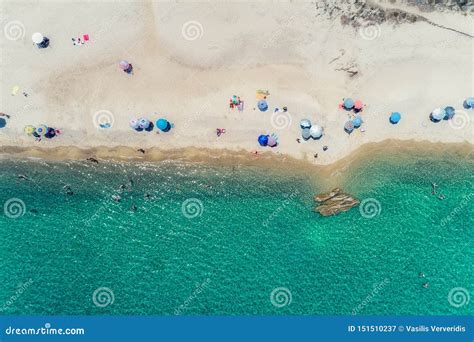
300, 119, 311, 129
465, 97, 474, 108
352, 116, 362, 128
258, 134, 269, 146
257, 100, 268, 112
156, 118, 171, 132
0, 118, 6, 128
343, 98, 354, 110
444, 106, 455, 120
389, 112, 401, 124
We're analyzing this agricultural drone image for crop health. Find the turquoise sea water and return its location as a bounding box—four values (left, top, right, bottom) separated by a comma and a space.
0, 149, 472, 315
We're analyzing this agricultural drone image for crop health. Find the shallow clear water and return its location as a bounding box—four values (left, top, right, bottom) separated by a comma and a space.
0, 150, 472, 315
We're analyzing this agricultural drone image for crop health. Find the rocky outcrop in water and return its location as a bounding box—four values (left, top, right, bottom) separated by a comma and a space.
314, 188, 360, 216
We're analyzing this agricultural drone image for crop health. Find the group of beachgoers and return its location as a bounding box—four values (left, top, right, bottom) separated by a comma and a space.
24, 124, 62, 142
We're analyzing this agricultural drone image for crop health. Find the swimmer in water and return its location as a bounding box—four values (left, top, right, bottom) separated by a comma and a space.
438, 194, 446, 200
18, 174, 29, 180
422, 282, 429, 289
86, 157, 99, 164
431, 182, 438, 195
144, 193, 152, 199
112, 194, 121, 202
29, 209, 38, 214
130, 204, 137, 212
419, 272, 425, 278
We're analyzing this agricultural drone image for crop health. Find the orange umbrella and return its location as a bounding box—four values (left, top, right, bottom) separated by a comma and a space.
354, 100, 363, 110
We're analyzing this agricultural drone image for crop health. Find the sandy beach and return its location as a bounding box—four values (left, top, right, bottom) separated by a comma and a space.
1, 0, 473, 165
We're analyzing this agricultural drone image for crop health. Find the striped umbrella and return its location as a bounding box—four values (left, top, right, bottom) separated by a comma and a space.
35, 124, 48, 136
344, 121, 354, 133
138, 118, 150, 129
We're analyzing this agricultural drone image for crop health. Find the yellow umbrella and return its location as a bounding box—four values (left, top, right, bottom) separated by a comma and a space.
24, 125, 35, 135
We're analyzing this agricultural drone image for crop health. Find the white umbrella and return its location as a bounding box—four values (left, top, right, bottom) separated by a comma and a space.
310, 125, 323, 139
301, 128, 311, 140
431, 108, 445, 121
300, 119, 311, 129
32, 32, 44, 44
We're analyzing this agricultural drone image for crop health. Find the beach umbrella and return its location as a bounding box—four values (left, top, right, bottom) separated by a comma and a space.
310, 125, 323, 139
344, 121, 354, 133
463, 97, 474, 109
354, 100, 363, 111
156, 118, 171, 132
32, 32, 44, 44
389, 112, 401, 124
352, 116, 363, 128
35, 124, 48, 136
138, 118, 150, 129
257, 100, 268, 112
430, 108, 445, 121
343, 98, 354, 110
258, 134, 269, 146
0, 118, 6, 128
129, 119, 139, 129
24, 125, 35, 135
45, 127, 56, 138
300, 119, 311, 129
444, 106, 455, 120
301, 128, 311, 140
119, 60, 130, 70
267, 136, 277, 147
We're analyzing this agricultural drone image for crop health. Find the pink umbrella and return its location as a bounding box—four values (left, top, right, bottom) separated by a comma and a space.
267, 136, 277, 147
354, 100, 363, 110
119, 60, 130, 70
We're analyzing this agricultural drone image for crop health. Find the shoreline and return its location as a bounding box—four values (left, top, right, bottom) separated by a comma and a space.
1, 139, 472, 181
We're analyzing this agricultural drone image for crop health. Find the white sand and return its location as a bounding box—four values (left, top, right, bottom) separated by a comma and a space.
1, 0, 473, 165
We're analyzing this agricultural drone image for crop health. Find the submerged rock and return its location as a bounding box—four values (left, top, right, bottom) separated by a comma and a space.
314, 188, 359, 216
